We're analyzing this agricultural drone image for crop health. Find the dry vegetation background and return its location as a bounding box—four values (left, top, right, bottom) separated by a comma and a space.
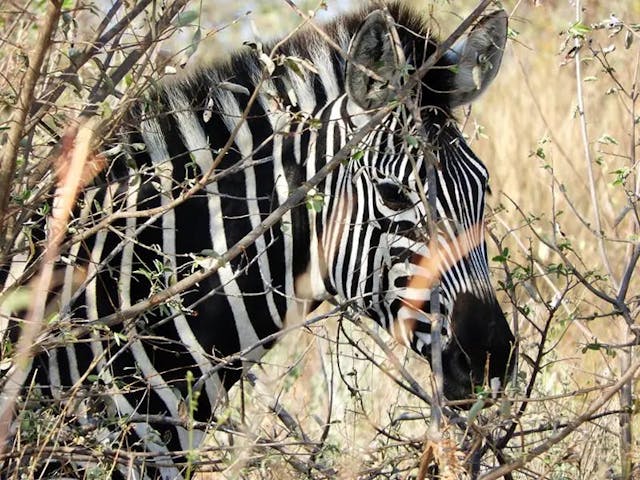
0, 0, 639, 479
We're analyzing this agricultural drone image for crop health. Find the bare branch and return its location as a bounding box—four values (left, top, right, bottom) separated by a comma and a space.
0, 1, 62, 242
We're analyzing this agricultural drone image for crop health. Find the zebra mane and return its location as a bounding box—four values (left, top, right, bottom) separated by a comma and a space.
103, 1, 462, 189
150, 1, 451, 118
179, 2, 436, 86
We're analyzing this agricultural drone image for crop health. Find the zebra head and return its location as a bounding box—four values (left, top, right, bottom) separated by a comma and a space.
308, 7, 515, 403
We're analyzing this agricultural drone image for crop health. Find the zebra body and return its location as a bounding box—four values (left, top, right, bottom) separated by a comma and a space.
1, 4, 514, 478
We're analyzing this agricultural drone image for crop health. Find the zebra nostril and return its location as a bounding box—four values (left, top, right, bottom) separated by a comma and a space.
441, 291, 515, 404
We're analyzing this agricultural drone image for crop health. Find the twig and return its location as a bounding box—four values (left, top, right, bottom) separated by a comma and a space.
616, 23, 640, 479
485, 297, 560, 462
81, 0, 191, 116
573, 0, 617, 289
0, 118, 98, 454
0, 0, 62, 244
24, 0, 156, 134
310, 328, 335, 463
509, 408, 627, 437
479, 355, 640, 479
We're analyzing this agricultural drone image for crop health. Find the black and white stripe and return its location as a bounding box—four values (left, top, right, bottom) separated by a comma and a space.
1, 4, 514, 478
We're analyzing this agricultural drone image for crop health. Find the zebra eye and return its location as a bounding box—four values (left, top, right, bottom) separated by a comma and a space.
376, 182, 414, 211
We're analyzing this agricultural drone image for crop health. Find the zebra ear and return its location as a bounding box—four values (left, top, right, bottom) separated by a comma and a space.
346, 10, 404, 110
447, 10, 508, 108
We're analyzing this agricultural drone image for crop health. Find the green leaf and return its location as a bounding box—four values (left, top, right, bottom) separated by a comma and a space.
199, 249, 222, 258
306, 191, 325, 212
172, 10, 199, 28
124, 73, 134, 88
598, 134, 619, 145
351, 150, 364, 162
492, 247, 510, 263
467, 397, 486, 424
582, 342, 602, 353
0, 288, 31, 313
547, 263, 568, 277
568, 21, 591, 38
99, 100, 112, 119
284, 55, 318, 78
557, 239, 573, 252
307, 117, 322, 130
405, 135, 420, 148
286, 61, 304, 80
113, 332, 128, 347
189, 27, 202, 56
610, 167, 630, 186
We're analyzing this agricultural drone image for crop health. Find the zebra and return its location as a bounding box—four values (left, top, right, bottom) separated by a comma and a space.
0, 2, 515, 478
